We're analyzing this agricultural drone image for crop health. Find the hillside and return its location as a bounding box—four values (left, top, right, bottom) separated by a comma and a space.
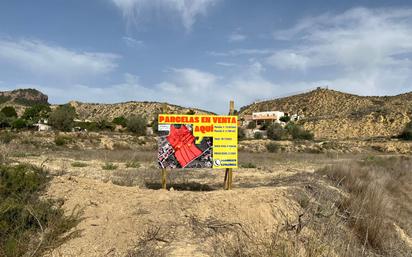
67, 101, 213, 122
239, 88, 412, 139
0, 88, 49, 115
0, 88, 212, 122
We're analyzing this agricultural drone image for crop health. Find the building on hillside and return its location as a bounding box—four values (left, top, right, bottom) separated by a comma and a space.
74, 118, 92, 123
34, 119, 52, 132
250, 111, 285, 126
252, 111, 285, 122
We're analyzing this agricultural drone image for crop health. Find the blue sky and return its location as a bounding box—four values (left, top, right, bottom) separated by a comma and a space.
1, 0, 412, 113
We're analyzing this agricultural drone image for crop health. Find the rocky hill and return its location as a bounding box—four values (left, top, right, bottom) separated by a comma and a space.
0, 88, 49, 115
239, 88, 412, 139
68, 101, 213, 122
0, 88, 212, 122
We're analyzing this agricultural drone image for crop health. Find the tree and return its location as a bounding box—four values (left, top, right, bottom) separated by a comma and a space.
254, 131, 263, 139
11, 118, 27, 129
1, 106, 17, 118
238, 127, 246, 140
247, 122, 256, 129
0, 112, 11, 128
126, 115, 147, 136
280, 116, 291, 123
48, 105, 76, 131
112, 116, 127, 127
267, 123, 286, 140
151, 114, 159, 135
400, 121, 412, 140
286, 123, 314, 140
96, 119, 114, 131
260, 121, 272, 130
22, 104, 51, 121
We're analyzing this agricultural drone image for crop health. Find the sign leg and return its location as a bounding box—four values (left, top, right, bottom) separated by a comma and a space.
228, 169, 233, 190
161, 168, 167, 190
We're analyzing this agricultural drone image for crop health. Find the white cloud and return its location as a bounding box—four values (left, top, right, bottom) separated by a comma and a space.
228, 32, 246, 42
266, 7, 412, 94
110, 0, 219, 31
122, 36, 144, 47
0, 39, 119, 79
35, 74, 155, 104
208, 48, 275, 57
154, 63, 280, 112
216, 62, 236, 67
269, 8, 412, 70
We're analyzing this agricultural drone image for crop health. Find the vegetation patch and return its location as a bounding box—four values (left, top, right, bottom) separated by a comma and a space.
102, 162, 118, 170
126, 160, 141, 168
0, 131, 14, 144
266, 142, 280, 153
240, 162, 256, 168
54, 134, 74, 146
0, 164, 81, 257
316, 157, 412, 256
399, 121, 412, 140
71, 161, 88, 168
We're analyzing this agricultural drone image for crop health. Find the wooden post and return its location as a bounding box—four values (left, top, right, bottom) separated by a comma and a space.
224, 100, 235, 190
161, 168, 167, 190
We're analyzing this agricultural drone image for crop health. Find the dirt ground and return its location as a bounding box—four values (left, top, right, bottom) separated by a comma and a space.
7, 149, 349, 257
3, 132, 410, 257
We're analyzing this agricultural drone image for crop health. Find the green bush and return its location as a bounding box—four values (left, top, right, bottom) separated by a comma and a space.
112, 116, 127, 127
11, 118, 27, 129
71, 162, 88, 168
1, 106, 17, 118
49, 105, 76, 132
260, 121, 272, 130
75, 121, 98, 132
0, 131, 14, 144
238, 127, 246, 140
286, 123, 314, 140
266, 142, 280, 153
54, 135, 72, 146
254, 131, 263, 139
151, 114, 159, 135
126, 115, 147, 136
0, 112, 11, 128
280, 116, 291, 123
240, 162, 256, 168
96, 119, 115, 131
266, 123, 286, 140
102, 163, 118, 170
126, 161, 141, 168
22, 104, 51, 121
247, 122, 256, 129
399, 121, 412, 140
0, 164, 80, 257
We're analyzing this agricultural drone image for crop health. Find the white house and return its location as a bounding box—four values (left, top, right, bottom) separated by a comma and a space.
252, 111, 285, 122
34, 119, 52, 131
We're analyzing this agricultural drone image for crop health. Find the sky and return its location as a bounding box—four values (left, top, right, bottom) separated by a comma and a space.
1, 0, 412, 113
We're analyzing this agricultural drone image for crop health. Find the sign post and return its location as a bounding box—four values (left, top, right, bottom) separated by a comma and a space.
224, 100, 235, 190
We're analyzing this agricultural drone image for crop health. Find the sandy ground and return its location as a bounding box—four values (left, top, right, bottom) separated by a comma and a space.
44, 176, 301, 257
10, 153, 323, 257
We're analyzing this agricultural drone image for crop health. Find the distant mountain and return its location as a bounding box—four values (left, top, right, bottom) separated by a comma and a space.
0, 88, 49, 106
239, 88, 412, 139
68, 101, 213, 122
0, 88, 49, 115
0, 88, 212, 121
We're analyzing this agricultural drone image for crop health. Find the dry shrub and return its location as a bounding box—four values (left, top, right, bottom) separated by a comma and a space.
316, 157, 412, 256
125, 226, 171, 257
